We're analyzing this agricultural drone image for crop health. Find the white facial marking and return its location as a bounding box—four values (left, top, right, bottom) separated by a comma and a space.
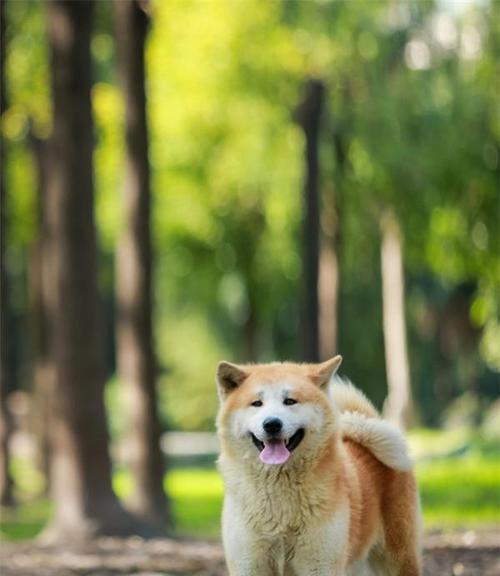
230, 381, 325, 442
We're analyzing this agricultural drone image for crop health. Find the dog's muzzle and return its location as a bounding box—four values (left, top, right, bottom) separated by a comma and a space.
250, 428, 305, 465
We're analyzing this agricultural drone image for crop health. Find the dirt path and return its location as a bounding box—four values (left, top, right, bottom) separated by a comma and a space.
1, 530, 498, 576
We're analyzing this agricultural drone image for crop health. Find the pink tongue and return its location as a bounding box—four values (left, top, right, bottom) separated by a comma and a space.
260, 440, 290, 465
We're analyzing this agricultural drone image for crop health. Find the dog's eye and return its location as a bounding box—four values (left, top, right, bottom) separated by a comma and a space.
251, 400, 263, 407
283, 398, 297, 406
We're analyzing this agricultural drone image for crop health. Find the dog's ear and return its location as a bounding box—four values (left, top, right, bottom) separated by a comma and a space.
216, 361, 248, 400
310, 355, 342, 390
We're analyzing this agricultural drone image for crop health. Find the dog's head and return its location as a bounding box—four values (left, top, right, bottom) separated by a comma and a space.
216, 357, 342, 467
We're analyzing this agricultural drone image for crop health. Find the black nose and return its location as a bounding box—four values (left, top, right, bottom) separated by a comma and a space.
263, 417, 283, 435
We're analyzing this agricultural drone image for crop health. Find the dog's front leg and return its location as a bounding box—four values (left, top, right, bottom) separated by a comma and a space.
222, 496, 284, 576
224, 538, 282, 576
290, 511, 349, 576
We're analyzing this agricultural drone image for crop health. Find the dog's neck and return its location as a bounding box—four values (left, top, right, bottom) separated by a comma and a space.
220, 433, 344, 535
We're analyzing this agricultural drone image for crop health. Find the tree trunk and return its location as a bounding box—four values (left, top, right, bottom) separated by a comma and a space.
0, 0, 15, 508
380, 209, 413, 429
243, 287, 257, 361
114, 0, 169, 528
42, 0, 154, 541
318, 225, 340, 361
28, 132, 54, 496
298, 79, 324, 362
318, 119, 348, 361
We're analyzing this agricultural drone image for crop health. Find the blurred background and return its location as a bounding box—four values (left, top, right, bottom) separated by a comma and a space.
0, 0, 498, 544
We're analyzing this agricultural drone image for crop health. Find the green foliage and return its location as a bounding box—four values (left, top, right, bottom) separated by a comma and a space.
157, 314, 227, 430
3, 0, 498, 427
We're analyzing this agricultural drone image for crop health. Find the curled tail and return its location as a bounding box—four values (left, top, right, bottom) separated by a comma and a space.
330, 376, 412, 472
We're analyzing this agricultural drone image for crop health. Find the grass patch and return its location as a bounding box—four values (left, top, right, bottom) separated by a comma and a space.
417, 454, 500, 528
410, 428, 500, 528
113, 466, 223, 538
167, 468, 223, 537
0, 499, 52, 540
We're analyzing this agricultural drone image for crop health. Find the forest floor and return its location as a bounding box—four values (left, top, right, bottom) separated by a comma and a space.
0, 529, 499, 576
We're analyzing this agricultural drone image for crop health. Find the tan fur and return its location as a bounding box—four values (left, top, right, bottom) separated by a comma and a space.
330, 376, 379, 418
331, 377, 412, 471
216, 360, 422, 576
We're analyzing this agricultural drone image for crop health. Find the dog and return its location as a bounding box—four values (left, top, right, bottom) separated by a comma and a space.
215, 356, 422, 575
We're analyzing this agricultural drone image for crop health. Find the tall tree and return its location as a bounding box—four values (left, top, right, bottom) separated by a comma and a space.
318, 200, 340, 361
318, 97, 349, 361
43, 0, 150, 540
297, 79, 324, 362
380, 210, 413, 429
0, 0, 15, 507
28, 130, 53, 495
114, 0, 169, 527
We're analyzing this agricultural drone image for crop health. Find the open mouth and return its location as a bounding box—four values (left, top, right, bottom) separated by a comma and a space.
250, 429, 305, 465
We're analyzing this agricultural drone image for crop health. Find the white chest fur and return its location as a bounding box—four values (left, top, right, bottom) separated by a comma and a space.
222, 462, 333, 537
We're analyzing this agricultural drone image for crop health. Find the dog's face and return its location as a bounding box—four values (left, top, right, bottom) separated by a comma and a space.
216, 357, 342, 466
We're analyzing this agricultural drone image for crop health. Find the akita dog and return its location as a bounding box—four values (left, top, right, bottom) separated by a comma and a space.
216, 356, 422, 576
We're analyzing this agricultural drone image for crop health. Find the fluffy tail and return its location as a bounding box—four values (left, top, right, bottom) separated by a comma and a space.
330, 376, 412, 472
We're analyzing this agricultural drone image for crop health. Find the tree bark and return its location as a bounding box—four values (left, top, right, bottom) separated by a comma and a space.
114, 0, 169, 528
318, 213, 340, 361
380, 209, 413, 429
243, 297, 257, 361
42, 0, 155, 541
318, 118, 348, 361
298, 79, 324, 362
28, 132, 54, 496
0, 0, 15, 508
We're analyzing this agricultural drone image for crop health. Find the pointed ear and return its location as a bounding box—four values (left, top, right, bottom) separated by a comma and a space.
216, 361, 248, 400
310, 355, 343, 389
